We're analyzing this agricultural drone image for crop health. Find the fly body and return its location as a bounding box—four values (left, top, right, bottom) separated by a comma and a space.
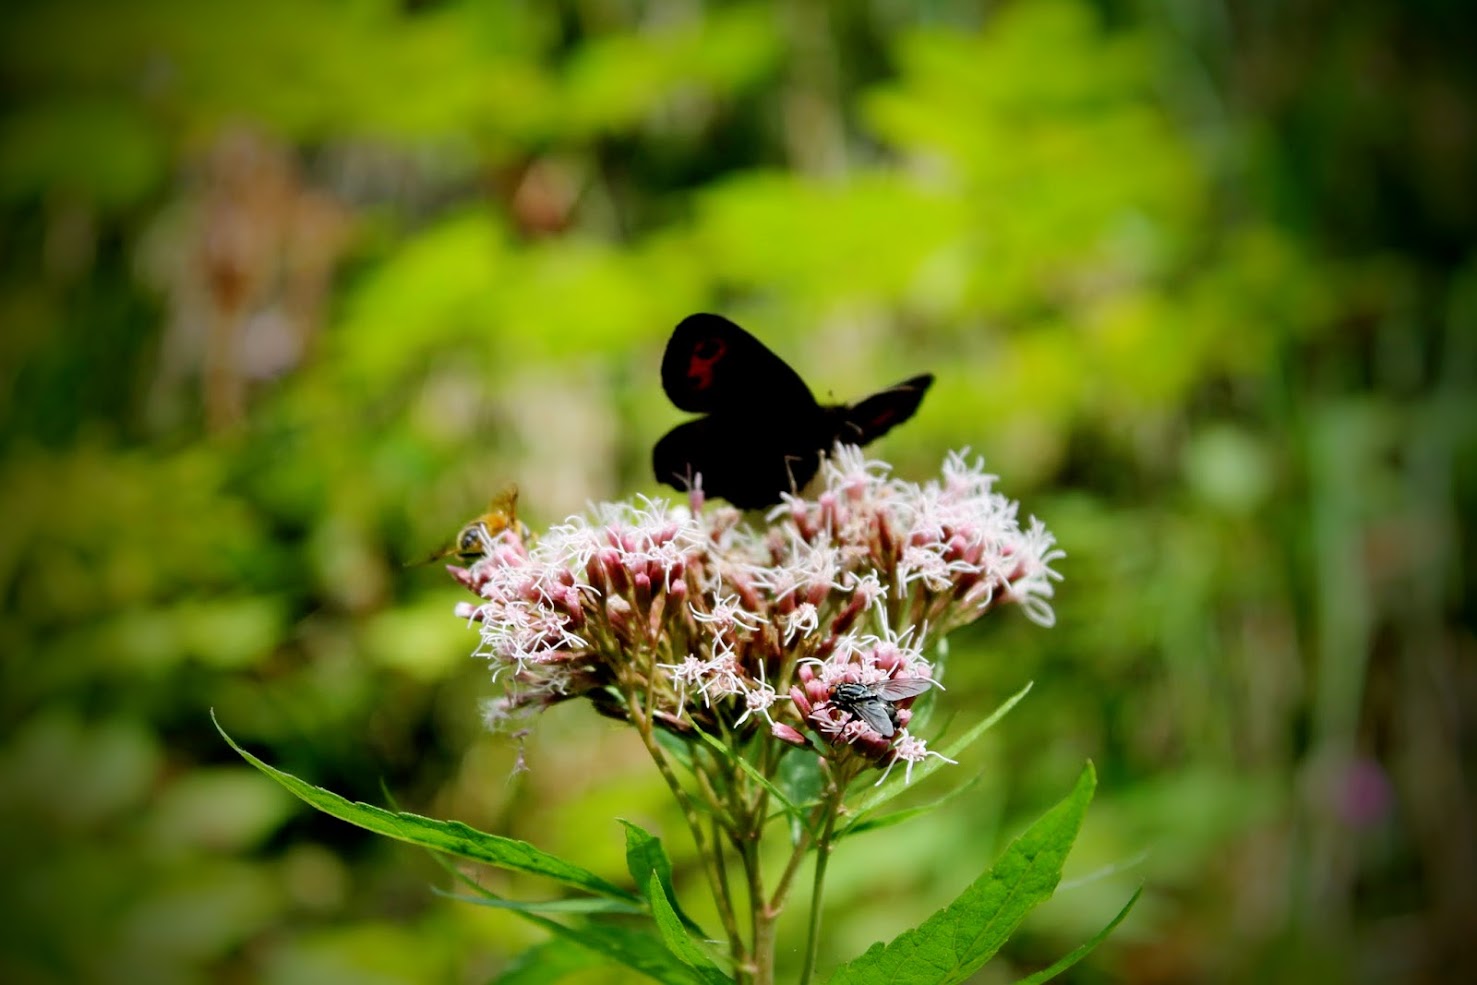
828, 678, 934, 738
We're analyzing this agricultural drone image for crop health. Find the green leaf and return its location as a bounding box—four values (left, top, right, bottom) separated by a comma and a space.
691, 726, 805, 822
776, 746, 824, 808
433, 889, 646, 915
852, 681, 1032, 820
622, 819, 703, 934
838, 774, 983, 840
213, 711, 637, 902
421, 832, 699, 984
775, 747, 826, 844
525, 914, 712, 985
824, 763, 1097, 985
491, 940, 603, 984
646, 873, 733, 984
1009, 886, 1142, 985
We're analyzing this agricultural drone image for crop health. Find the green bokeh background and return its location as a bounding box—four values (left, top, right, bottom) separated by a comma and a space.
1, 1, 1472, 982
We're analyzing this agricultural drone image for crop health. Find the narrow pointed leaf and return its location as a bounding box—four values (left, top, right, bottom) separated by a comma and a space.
825, 763, 1096, 985
1009, 886, 1142, 985
838, 774, 983, 840
622, 819, 704, 934
492, 941, 603, 984
214, 711, 637, 901
853, 681, 1032, 819
413, 810, 698, 984
647, 874, 733, 984
444, 872, 707, 985
433, 889, 646, 915
528, 914, 711, 985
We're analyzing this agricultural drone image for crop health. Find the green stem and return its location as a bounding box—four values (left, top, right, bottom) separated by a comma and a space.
798, 789, 842, 985
626, 689, 746, 972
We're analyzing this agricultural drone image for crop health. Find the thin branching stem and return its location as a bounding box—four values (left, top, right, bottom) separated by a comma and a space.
798, 782, 845, 985
625, 683, 747, 973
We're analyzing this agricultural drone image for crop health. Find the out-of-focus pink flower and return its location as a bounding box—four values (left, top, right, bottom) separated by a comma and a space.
1339, 756, 1394, 829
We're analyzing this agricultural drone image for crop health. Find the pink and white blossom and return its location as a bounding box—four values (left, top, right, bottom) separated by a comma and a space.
448, 446, 1060, 778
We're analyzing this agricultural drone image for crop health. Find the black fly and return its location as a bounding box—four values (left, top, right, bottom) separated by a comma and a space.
829, 678, 934, 738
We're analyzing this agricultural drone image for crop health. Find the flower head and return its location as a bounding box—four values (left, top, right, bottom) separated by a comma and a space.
448, 446, 1060, 776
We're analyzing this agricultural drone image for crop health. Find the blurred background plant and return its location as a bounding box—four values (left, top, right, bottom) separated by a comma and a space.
0, 0, 1472, 982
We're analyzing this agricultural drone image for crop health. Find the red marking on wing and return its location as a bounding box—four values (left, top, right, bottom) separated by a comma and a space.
686, 338, 727, 391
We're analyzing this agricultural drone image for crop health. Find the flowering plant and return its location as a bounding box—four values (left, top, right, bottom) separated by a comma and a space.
218, 447, 1137, 983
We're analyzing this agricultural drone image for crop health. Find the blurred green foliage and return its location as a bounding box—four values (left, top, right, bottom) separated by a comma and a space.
1, 0, 1473, 982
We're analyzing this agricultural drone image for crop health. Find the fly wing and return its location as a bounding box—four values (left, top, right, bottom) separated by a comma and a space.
873, 678, 934, 701
850, 696, 898, 738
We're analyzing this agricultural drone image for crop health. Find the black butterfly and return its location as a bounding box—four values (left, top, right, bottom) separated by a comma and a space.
652, 313, 933, 508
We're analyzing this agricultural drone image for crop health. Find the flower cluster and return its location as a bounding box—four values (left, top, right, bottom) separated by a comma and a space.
449, 446, 1062, 776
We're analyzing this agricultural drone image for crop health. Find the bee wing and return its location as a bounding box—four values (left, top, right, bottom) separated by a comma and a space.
873, 678, 933, 701
488, 482, 519, 518
851, 697, 898, 738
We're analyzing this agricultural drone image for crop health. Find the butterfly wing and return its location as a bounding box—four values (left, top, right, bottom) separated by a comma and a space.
653, 416, 824, 509
656, 314, 827, 507
837, 373, 934, 446
661, 313, 817, 414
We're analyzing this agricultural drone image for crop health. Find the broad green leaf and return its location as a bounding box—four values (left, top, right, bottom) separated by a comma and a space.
824, 763, 1096, 985
1009, 886, 1142, 984
492, 940, 603, 984
852, 681, 1032, 820
622, 819, 703, 934
213, 712, 637, 902
646, 874, 733, 985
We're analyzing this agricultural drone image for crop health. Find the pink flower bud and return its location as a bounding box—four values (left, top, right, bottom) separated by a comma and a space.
789, 686, 813, 717
601, 548, 629, 594
830, 596, 864, 636
606, 595, 632, 637
647, 591, 667, 637
771, 723, 811, 748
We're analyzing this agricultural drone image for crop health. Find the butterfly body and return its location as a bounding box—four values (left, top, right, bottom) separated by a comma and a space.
653, 314, 933, 508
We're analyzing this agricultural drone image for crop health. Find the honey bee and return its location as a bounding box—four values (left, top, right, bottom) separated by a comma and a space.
419, 483, 528, 564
